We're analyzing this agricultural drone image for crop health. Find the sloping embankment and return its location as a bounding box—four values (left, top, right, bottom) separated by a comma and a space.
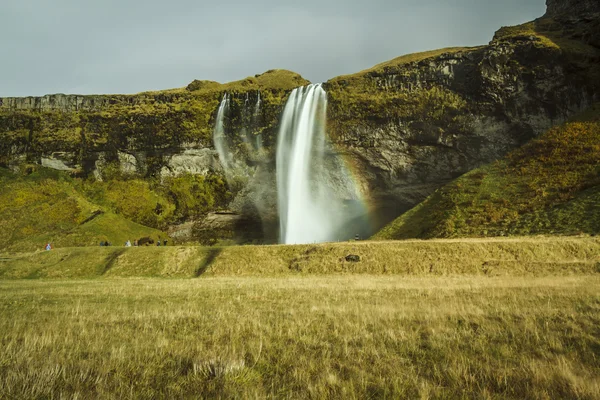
0, 237, 599, 279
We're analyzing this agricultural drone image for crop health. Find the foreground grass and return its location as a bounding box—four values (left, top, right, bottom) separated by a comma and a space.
1, 276, 599, 399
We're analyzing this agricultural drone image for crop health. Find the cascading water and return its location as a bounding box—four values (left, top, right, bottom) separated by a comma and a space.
253, 92, 263, 151
254, 91, 261, 119
211, 86, 368, 244
277, 84, 367, 244
213, 93, 232, 172
214, 92, 264, 174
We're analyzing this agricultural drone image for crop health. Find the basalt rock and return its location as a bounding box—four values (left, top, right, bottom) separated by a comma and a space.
545, 0, 600, 17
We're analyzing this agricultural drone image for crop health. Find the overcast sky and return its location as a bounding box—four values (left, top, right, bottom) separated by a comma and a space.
1, 0, 546, 97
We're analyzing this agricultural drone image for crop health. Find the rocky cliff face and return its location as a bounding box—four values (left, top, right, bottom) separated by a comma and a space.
545, 0, 600, 17
1, 5, 599, 243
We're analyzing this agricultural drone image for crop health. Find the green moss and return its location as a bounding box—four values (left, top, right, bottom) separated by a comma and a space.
494, 18, 599, 58
254, 69, 311, 90
0, 163, 239, 252
375, 104, 600, 240
186, 69, 310, 93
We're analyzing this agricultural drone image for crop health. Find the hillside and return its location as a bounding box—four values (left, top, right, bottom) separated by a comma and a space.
0, 168, 166, 252
375, 104, 600, 240
0, 166, 231, 252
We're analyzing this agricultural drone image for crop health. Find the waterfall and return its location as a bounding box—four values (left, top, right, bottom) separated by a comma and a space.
213, 93, 232, 172
214, 92, 265, 176
276, 84, 366, 244
254, 91, 261, 119
211, 86, 368, 244
252, 91, 263, 151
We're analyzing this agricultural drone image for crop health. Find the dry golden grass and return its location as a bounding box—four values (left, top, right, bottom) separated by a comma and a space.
0, 275, 599, 398
1, 236, 599, 278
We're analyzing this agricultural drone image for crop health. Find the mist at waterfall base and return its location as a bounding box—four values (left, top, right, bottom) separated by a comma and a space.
212, 85, 370, 245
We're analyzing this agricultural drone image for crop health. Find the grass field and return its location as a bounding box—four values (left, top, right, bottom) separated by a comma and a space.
1, 275, 599, 399
1, 236, 599, 279
1, 238, 599, 398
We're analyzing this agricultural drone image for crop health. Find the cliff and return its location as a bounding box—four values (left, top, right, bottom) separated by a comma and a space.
545, 0, 600, 17
374, 103, 600, 239
0, 0, 599, 246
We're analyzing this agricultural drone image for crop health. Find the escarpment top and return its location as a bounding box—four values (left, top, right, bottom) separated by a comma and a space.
0, 69, 309, 112
545, 0, 600, 17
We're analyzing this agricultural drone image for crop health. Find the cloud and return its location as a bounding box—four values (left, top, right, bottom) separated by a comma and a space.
0, 0, 546, 96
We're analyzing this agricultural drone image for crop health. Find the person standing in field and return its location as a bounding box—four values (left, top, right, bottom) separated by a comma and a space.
45, 243, 52, 251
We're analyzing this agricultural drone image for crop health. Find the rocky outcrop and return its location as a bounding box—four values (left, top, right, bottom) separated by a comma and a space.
545, 0, 600, 17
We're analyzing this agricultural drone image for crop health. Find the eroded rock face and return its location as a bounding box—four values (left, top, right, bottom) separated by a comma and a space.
191, 211, 265, 245
546, 0, 600, 17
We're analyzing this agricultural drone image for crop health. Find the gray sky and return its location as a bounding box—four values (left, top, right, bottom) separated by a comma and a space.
1, 0, 546, 97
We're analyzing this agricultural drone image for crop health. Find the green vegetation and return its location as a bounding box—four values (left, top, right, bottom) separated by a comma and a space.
0, 275, 599, 398
332, 47, 477, 83
0, 166, 232, 252
494, 17, 600, 58
187, 69, 310, 93
375, 104, 600, 240
0, 168, 162, 252
0, 69, 309, 171
0, 237, 598, 278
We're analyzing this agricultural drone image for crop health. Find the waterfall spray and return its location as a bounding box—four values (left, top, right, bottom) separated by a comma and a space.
276, 84, 366, 244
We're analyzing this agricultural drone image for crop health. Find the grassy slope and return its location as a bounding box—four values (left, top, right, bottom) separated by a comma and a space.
375, 104, 600, 240
1, 276, 599, 398
331, 47, 478, 82
0, 168, 164, 253
0, 237, 598, 278
494, 17, 600, 59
